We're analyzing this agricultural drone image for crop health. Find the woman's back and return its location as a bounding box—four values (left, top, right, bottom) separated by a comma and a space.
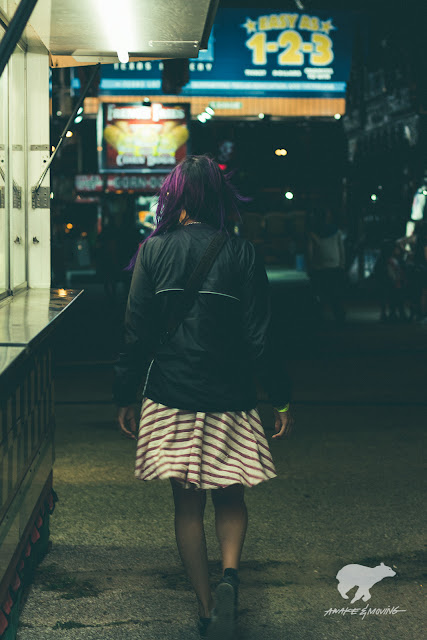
114, 155, 290, 413
121, 222, 275, 412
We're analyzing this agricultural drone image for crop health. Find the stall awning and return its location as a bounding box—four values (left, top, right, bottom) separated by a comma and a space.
18, 0, 218, 66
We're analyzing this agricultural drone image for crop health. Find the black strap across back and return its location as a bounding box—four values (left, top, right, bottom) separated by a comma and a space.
159, 231, 228, 345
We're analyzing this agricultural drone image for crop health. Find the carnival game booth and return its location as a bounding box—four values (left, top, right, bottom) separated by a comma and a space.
0, 1, 217, 637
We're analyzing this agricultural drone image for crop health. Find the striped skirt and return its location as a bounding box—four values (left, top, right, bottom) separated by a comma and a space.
135, 397, 277, 490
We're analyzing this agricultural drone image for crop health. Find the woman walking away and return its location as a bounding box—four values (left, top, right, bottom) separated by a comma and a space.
113, 155, 293, 639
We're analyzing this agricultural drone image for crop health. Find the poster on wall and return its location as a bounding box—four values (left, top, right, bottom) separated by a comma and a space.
97, 103, 190, 173
74, 9, 353, 99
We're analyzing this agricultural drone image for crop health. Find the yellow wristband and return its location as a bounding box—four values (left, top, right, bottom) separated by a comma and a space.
276, 403, 290, 413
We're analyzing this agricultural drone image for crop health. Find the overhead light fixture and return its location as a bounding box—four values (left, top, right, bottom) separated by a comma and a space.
117, 50, 129, 64
74, 115, 83, 124
65, 131, 73, 138
275, 149, 288, 156
77, 107, 83, 115
285, 191, 294, 200
205, 107, 214, 116
203, 112, 212, 120
334, 113, 342, 120
258, 113, 265, 119
96, 0, 135, 70
197, 114, 207, 123
371, 194, 377, 201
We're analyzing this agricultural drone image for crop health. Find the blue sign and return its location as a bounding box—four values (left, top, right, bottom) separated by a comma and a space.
72, 9, 353, 98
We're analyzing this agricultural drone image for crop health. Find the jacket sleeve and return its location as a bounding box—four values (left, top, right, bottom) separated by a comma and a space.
240, 245, 292, 408
112, 242, 157, 407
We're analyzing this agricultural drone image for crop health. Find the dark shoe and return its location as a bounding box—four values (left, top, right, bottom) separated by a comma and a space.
207, 571, 239, 640
218, 574, 239, 619
207, 583, 235, 640
198, 616, 211, 638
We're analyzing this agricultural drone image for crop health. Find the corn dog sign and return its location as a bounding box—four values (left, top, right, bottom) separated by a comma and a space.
98, 103, 189, 173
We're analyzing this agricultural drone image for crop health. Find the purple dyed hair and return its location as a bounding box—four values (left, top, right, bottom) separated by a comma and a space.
124, 155, 248, 271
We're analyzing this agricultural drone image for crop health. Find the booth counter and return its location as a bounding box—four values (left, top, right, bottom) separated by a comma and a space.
0, 289, 82, 637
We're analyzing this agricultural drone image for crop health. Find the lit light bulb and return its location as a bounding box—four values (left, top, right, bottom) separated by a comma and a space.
285, 191, 294, 200
117, 50, 129, 63
65, 131, 73, 138
258, 113, 265, 119
334, 113, 341, 120
371, 194, 377, 201
205, 107, 214, 116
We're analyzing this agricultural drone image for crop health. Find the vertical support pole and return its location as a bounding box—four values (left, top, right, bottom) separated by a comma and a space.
26, 51, 50, 288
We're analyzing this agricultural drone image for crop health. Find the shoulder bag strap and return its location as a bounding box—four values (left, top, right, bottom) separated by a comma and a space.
159, 231, 228, 345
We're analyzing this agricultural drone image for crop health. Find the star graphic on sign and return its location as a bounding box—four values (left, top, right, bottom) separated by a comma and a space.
242, 18, 257, 34
321, 20, 335, 34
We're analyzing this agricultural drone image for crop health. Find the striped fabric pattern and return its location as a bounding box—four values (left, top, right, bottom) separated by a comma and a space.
135, 397, 277, 490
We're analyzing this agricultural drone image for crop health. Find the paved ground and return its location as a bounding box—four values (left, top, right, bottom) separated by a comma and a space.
16, 278, 427, 640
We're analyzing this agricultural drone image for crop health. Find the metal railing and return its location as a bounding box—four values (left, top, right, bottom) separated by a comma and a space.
0, 0, 38, 78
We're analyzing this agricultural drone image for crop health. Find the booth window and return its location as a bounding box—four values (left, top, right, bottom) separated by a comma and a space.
0, 24, 8, 299
0, 37, 28, 300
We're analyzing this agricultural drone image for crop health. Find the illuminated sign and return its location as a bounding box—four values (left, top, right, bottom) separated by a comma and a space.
75, 174, 167, 193
75, 174, 103, 192
209, 101, 242, 110
84, 9, 352, 98
97, 102, 190, 173
106, 174, 166, 191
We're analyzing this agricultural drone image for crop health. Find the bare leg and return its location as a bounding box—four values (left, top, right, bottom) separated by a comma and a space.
211, 484, 248, 571
170, 478, 214, 618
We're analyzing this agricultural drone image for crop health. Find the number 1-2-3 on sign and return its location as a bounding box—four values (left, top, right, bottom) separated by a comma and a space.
246, 30, 334, 67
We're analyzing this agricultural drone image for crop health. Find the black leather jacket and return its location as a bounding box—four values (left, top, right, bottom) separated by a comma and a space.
113, 222, 291, 411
